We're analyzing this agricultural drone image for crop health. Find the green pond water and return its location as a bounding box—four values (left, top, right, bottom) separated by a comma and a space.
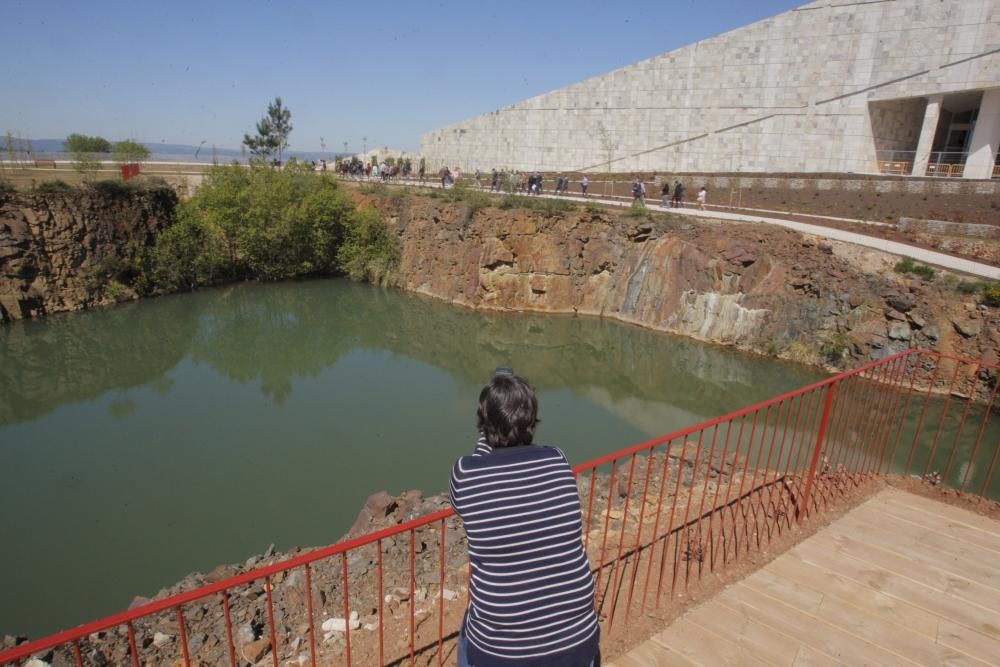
0, 279, 993, 639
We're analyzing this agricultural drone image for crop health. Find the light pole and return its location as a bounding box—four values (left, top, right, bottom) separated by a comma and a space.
343, 141, 348, 157
320, 137, 326, 160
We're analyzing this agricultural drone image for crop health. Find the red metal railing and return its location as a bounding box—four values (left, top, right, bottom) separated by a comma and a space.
2, 348, 997, 666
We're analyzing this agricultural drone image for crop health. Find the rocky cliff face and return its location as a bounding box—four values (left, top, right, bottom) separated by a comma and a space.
385, 196, 999, 372
0, 187, 177, 322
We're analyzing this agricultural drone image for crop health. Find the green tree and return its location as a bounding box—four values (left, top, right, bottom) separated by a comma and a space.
64, 133, 111, 154
65, 133, 110, 179
337, 206, 400, 286
4, 131, 15, 165
165, 161, 353, 284
242, 97, 293, 163
112, 139, 151, 165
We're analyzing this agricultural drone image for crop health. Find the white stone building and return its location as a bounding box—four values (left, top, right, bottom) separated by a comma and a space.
351, 146, 413, 166
419, 0, 1000, 179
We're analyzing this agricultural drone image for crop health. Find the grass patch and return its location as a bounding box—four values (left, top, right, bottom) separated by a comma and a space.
624, 200, 649, 218
819, 331, 851, 363
894, 256, 935, 280
495, 194, 573, 216
31, 179, 75, 194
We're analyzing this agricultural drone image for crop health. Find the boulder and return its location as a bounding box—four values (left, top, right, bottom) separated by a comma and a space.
240, 638, 270, 664
321, 612, 360, 633
883, 291, 915, 312
888, 322, 911, 341
953, 318, 983, 338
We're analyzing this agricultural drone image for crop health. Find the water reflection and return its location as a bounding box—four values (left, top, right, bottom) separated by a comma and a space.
0, 297, 198, 425
0, 280, 821, 428
0, 279, 829, 639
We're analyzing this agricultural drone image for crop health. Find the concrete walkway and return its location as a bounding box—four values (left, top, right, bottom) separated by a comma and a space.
387, 179, 1000, 280
607, 488, 1000, 666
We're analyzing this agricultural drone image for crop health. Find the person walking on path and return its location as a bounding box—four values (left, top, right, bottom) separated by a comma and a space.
672, 180, 684, 208
490, 169, 499, 192
581, 175, 590, 198
631, 177, 646, 207
661, 181, 671, 208
697, 186, 708, 210
450, 372, 601, 667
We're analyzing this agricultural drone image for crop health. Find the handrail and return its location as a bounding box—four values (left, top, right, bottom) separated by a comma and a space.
2, 347, 997, 666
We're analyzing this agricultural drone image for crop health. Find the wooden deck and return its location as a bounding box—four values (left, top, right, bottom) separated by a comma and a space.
608, 488, 1000, 667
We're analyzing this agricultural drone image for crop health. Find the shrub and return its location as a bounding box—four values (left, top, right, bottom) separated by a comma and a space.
624, 200, 648, 218
462, 188, 492, 212
102, 280, 131, 302
957, 280, 984, 295
498, 194, 524, 210
87, 179, 138, 197
31, 179, 75, 194
176, 162, 354, 283
982, 283, 1000, 308
819, 331, 851, 363
894, 256, 935, 280
151, 209, 227, 291
497, 194, 573, 215
337, 207, 400, 286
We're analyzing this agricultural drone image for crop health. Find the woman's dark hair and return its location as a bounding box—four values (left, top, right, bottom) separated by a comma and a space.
477, 374, 539, 449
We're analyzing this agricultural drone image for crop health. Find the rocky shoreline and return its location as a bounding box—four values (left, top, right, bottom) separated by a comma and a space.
380, 194, 999, 394
3, 188, 999, 384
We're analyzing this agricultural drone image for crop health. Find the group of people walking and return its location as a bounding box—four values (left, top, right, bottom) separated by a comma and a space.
339, 160, 709, 210
337, 158, 413, 182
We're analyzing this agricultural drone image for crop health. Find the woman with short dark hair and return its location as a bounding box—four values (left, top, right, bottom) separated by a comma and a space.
449, 373, 600, 667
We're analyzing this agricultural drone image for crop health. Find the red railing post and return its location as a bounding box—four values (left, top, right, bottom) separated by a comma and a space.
800, 382, 838, 523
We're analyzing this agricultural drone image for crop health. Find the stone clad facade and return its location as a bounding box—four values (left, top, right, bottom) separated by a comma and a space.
419, 0, 1000, 178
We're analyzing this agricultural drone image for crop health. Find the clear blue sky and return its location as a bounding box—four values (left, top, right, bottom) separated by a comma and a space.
3, 0, 805, 153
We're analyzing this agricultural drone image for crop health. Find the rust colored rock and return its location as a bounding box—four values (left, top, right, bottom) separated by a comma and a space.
240, 637, 270, 663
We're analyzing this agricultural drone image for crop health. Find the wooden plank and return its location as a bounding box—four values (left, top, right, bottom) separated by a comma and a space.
609, 638, 703, 667
936, 619, 1000, 667
869, 496, 1000, 555
844, 498, 1000, 557
652, 617, 772, 667
793, 645, 848, 667
683, 602, 802, 667
879, 490, 1000, 538
813, 592, 987, 665
827, 514, 1000, 591
764, 549, 940, 637
741, 568, 825, 614
715, 583, 914, 665
743, 568, 979, 665
804, 528, 1000, 614
794, 537, 1000, 640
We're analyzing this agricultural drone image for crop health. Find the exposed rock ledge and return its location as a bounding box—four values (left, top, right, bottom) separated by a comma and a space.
382, 196, 999, 374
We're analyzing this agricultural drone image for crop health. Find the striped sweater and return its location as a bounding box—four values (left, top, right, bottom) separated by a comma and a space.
449, 435, 600, 666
